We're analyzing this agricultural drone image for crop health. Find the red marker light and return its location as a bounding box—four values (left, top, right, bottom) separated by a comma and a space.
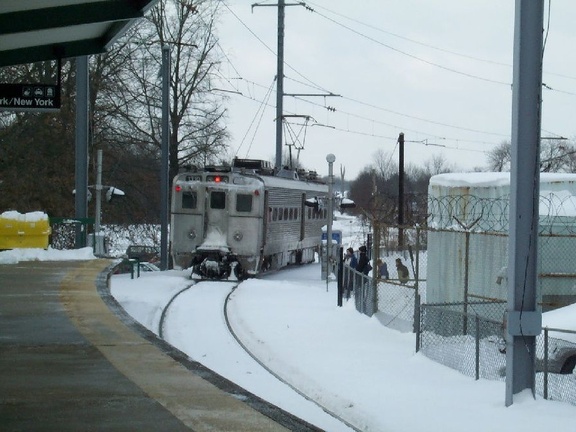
214, 176, 221, 183
175, 185, 182, 192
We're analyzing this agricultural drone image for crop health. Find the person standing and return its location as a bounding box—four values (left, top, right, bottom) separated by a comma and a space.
356, 246, 371, 275
377, 259, 389, 279
395, 258, 409, 284
345, 247, 357, 269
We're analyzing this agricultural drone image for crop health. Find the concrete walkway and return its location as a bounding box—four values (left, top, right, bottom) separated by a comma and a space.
0, 260, 318, 432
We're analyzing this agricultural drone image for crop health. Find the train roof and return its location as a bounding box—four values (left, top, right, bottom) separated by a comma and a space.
179, 159, 328, 192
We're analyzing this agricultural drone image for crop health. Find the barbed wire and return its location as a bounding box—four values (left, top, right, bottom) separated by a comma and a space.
427, 193, 576, 236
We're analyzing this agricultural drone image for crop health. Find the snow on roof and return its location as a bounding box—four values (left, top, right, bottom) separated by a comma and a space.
430, 172, 576, 188
0, 211, 49, 222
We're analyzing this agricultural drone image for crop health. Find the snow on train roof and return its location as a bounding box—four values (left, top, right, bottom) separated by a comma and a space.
258, 175, 328, 192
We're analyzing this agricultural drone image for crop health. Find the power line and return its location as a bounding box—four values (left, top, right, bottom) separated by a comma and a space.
304, 4, 511, 86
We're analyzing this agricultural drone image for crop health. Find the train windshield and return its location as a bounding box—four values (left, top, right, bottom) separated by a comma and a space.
210, 191, 226, 209
182, 191, 197, 209
236, 194, 252, 212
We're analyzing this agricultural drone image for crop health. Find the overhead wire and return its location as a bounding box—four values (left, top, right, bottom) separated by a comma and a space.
216, 0, 570, 163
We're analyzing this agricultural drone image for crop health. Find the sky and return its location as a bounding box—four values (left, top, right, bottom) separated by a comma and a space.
213, 0, 576, 179
2, 216, 576, 431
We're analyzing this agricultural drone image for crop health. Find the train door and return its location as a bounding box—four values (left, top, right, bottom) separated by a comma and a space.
263, 190, 269, 248
300, 193, 306, 241
204, 188, 229, 241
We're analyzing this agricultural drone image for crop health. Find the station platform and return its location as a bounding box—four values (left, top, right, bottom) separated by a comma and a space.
0, 260, 320, 432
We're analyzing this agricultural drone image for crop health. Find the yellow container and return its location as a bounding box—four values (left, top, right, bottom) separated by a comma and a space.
0, 211, 51, 250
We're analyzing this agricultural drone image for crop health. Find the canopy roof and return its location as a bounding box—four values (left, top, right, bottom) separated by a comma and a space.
0, 0, 158, 67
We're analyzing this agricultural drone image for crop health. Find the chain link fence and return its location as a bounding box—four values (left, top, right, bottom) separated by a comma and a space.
348, 192, 576, 406
417, 301, 507, 382
417, 303, 576, 406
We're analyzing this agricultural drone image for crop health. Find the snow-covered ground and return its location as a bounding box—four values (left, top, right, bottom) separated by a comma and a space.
3, 225, 576, 431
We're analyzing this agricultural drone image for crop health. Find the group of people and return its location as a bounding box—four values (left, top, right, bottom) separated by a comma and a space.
344, 246, 410, 284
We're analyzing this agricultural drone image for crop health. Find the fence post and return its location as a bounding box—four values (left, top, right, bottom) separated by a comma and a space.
415, 300, 422, 352
475, 314, 480, 380
337, 247, 343, 307
544, 327, 549, 400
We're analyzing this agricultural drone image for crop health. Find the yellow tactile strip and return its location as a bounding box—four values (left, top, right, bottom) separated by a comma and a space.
60, 260, 290, 432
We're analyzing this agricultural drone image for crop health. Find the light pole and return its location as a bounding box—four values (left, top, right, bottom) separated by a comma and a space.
326, 153, 336, 290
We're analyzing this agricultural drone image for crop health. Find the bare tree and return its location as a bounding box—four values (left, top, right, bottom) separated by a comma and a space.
423, 153, 454, 176
98, 0, 229, 183
487, 139, 576, 173
373, 149, 398, 180
486, 141, 512, 172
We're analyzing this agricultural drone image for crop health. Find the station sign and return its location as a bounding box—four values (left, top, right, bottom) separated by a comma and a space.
0, 83, 61, 111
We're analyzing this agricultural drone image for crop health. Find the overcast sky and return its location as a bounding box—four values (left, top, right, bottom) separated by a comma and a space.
213, 1, 576, 179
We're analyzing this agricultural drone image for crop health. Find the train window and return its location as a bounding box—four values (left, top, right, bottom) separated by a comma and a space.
236, 194, 252, 212
273, 208, 278, 221
211, 191, 226, 209
278, 208, 283, 221
283, 208, 288, 220
182, 191, 197, 209
294, 208, 299, 220
289, 208, 293, 220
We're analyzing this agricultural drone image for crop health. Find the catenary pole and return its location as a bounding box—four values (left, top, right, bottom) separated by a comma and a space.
160, 45, 171, 271
505, 0, 544, 406
275, 0, 285, 169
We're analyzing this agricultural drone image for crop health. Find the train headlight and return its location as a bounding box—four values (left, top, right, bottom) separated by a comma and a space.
188, 230, 197, 240
233, 231, 243, 241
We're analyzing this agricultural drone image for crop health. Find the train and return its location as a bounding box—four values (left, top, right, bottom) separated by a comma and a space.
170, 158, 329, 279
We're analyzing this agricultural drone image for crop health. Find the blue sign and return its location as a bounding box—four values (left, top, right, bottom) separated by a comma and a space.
321, 230, 342, 244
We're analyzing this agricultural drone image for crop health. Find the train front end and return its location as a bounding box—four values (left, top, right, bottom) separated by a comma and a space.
171, 165, 265, 280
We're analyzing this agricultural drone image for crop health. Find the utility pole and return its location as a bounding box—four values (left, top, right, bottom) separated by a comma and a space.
398, 132, 405, 250
275, 0, 285, 170
252, 1, 338, 169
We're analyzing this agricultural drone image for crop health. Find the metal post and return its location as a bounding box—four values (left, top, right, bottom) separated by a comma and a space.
160, 45, 171, 271
398, 132, 405, 250
326, 153, 336, 291
544, 328, 549, 400
275, 0, 285, 169
74, 56, 89, 248
372, 221, 379, 314
475, 315, 480, 380
506, 0, 544, 407
337, 246, 343, 307
94, 149, 102, 235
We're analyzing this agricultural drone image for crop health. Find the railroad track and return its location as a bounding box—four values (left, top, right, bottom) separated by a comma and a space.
158, 279, 359, 432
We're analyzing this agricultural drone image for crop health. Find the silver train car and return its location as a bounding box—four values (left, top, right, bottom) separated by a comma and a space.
170, 158, 329, 279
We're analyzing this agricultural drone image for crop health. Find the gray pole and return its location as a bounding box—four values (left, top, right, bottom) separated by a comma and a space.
74, 56, 89, 248
505, 0, 544, 406
95, 149, 102, 236
275, 0, 285, 169
326, 154, 336, 290
160, 45, 171, 270
398, 132, 405, 250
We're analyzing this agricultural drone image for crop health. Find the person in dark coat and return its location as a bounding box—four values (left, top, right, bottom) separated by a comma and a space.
396, 258, 409, 284
356, 245, 371, 275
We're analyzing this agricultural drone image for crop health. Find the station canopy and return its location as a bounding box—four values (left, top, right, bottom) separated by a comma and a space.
0, 0, 159, 68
